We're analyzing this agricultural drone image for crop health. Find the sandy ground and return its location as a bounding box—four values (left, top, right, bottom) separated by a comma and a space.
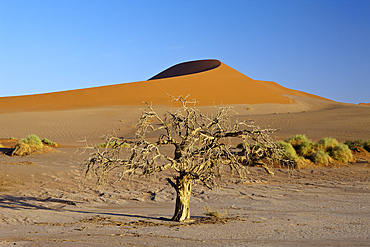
1, 96, 370, 246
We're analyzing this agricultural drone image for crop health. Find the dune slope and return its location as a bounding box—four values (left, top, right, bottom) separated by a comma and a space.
0, 60, 332, 113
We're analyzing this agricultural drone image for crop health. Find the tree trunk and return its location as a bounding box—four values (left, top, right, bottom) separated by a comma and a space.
170, 174, 192, 222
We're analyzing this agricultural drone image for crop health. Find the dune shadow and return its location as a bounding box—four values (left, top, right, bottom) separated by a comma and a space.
148, 59, 221, 80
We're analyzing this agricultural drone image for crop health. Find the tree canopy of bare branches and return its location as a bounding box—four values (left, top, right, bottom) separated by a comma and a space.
82, 95, 287, 222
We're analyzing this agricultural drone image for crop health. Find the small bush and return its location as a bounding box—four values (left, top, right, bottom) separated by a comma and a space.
330, 143, 355, 163
41, 138, 58, 147
284, 134, 309, 149
297, 140, 316, 157
316, 137, 338, 152
278, 141, 298, 160
312, 150, 332, 166
18, 134, 44, 150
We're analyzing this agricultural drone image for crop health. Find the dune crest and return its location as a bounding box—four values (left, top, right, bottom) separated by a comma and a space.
0, 60, 333, 113
149, 59, 221, 80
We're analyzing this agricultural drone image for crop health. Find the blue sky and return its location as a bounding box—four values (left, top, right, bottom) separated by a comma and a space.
1, 0, 369, 103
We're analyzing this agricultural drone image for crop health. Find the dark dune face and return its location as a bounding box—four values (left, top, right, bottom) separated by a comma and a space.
148, 59, 221, 80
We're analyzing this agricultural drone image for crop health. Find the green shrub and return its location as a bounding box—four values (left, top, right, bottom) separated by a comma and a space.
18, 134, 44, 150
316, 137, 338, 152
41, 138, 58, 147
297, 140, 316, 157
330, 143, 355, 163
284, 134, 309, 149
312, 150, 332, 166
278, 141, 298, 160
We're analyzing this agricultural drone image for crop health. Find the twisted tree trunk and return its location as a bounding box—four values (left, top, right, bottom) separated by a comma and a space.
168, 174, 193, 222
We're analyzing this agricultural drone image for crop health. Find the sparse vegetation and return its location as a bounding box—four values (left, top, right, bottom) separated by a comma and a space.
279, 135, 355, 167
316, 137, 338, 152
204, 204, 226, 218
344, 139, 370, 152
41, 138, 58, 147
18, 134, 44, 149
312, 150, 332, 165
330, 143, 355, 163
277, 141, 298, 160
11, 134, 57, 156
284, 134, 309, 149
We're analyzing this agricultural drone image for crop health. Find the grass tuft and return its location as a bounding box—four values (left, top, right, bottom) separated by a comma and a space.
18, 134, 44, 150
204, 204, 226, 218
316, 137, 338, 152
284, 134, 309, 149
312, 150, 332, 166
330, 143, 355, 163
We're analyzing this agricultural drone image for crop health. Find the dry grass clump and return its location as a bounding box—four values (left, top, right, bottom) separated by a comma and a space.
11, 134, 58, 156
277, 141, 298, 160
204, 205, 226, 218
330, 143, 355, 163
279, 135, 355, 167
316, 137, 338, 152
312, 150, 332, 165
18, 134, 44, 149
284, 134, 309, 149
41, 138, 58, 147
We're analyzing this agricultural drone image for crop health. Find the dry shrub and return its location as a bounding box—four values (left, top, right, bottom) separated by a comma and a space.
41, 138, 58, 147
204, 205, 226, 218
18, 134, 44, 149
330, 143, 355, 163
312, 150, 332, 166
297, 140, 316, 157
284, 134, 309, 149
316, 137, 338, 152
278, 141, 298, 160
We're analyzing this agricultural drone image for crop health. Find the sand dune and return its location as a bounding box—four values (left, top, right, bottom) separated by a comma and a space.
1, 60, 370, 246
0, 60, 332, 114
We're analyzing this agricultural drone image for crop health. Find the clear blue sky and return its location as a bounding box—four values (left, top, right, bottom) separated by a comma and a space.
1, 0, 369, 103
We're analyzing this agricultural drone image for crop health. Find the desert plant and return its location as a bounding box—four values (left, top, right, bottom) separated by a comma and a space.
344, 139, 364, 150
316, 137, 338, 152
41, 138, 58, 147
18, 134, 44, 149
82, 95, 288, 222
297, 140, 316, 157
330, 143, 355, 163
204, 204, 226, 218
312, 150, 332, 166
278, 141, 298, 160
284, 134, 309, 149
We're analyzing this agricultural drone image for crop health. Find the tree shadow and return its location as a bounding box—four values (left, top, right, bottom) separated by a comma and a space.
0, 195, 171, 221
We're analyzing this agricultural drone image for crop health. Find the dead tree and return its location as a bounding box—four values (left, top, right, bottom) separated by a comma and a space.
82, 96, 286, 222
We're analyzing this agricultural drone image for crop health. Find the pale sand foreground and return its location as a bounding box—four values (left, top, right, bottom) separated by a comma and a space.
0, 96, 370, 246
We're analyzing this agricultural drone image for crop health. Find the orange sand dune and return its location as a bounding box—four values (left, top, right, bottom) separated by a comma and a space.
0, 60, 332, 113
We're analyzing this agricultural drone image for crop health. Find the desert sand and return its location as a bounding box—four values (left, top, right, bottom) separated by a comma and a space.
0, 60, 369, 246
